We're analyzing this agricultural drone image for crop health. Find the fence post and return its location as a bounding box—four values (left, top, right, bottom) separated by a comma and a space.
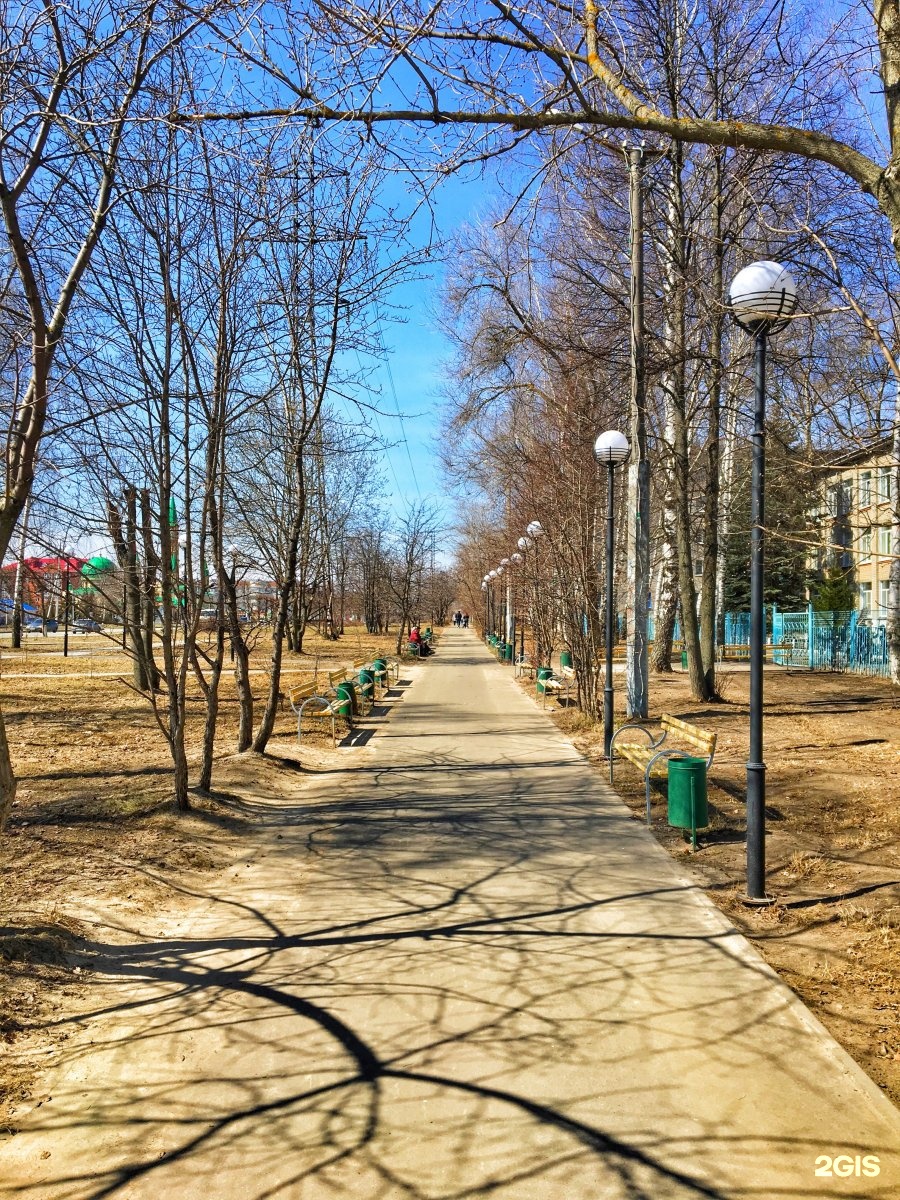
807, 603, 815, 669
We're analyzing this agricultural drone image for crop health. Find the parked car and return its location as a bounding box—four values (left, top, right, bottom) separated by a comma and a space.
198, 607, 220, 631
24, 618, 58, 633
72, 618, 102, 633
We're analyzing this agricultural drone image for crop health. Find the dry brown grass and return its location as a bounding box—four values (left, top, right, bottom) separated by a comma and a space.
0, 623, 408, 1132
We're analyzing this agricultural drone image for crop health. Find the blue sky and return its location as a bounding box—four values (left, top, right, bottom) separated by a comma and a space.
361, 169, 489, 535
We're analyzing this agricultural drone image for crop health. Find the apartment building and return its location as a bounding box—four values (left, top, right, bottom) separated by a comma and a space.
818, 439, 895, 621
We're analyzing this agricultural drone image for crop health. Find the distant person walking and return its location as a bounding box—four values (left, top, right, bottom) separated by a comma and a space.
462, 613, 469, 628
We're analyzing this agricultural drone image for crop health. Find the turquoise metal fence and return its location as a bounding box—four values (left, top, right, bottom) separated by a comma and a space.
767, 606, 889, 676
651, 607, 890, 677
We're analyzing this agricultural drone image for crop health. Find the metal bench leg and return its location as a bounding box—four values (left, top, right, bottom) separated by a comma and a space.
645, 771, 652, 826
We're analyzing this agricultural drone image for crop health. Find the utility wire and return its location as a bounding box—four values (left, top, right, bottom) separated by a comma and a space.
373, 306, 422, 499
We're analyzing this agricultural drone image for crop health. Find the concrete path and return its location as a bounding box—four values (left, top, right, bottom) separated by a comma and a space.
3, 627, 899, 1199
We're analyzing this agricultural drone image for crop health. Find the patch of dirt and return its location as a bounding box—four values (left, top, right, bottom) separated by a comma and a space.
546, 665, 900, 1109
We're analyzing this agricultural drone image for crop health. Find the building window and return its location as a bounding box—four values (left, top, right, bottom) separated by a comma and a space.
860, 471, 872, 507
878, 466, 893, 504
878, 525, 892, 556
859, 581, 872, 612
879, 578, 891, 615
859, 528, 872, 561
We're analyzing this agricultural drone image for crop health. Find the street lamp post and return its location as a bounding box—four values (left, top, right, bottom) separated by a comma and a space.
525, 522, 544, 662
496, 562, 507, 653
594, 431, 631, 756
517, 536, 531, 661
509, 551, 523, 662
500, 557, 512, 655
728, 260, 797, 903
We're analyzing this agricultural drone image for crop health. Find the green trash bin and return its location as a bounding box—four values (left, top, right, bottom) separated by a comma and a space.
668, 756, 708, 849
560, 650, 573, 669
358, 668, 375, 704
372, 657, 388, 688
503, 642, 513, 663
334, 681, 357, 718
680, 649, 688, 670
536, 666, 554, 694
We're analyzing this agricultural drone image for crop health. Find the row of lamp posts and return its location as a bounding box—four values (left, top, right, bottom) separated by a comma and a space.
481, 521, 544, 658
480, 441, 628, 753
476, 260, 796, 904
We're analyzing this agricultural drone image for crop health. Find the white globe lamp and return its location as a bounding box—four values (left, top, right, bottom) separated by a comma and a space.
728, 260, 797, 333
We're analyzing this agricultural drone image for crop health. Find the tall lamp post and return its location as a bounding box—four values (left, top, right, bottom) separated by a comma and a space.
500, 557, 512, 652
594, 431, 631, 756
517, 536, 531, 661
728, 260, 797, 903
509, 551, 523, 661
496, 562, 507, 651
525, 521, 544, 662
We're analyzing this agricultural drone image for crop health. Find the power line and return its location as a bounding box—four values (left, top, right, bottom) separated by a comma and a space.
351, 347, 406, 500
373, 308, 422, 499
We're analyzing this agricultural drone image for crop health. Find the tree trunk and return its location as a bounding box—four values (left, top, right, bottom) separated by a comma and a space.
889, 394, 900, 683
673, 401, 712, 700
124, 487, 150, 691
139, 489, 161, 692
198, 627, 225, 791
253, 487, 305, 753
172, 731, 191, 813
223, 571, 254, 752
0, 709, 18, 831
651, 410, 678, 673
11, 499, 29, 651
698, 155, 726, 694
716, 379, 740, 642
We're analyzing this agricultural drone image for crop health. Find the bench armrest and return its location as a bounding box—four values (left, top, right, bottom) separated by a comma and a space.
609, 722, 664, 781
609, 723, 661, 751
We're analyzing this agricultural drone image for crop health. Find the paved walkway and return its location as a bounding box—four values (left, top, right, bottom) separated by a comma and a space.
3, 627, 899, 1199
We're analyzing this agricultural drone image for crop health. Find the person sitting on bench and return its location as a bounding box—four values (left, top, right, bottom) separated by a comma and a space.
409, 624, 432, 656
